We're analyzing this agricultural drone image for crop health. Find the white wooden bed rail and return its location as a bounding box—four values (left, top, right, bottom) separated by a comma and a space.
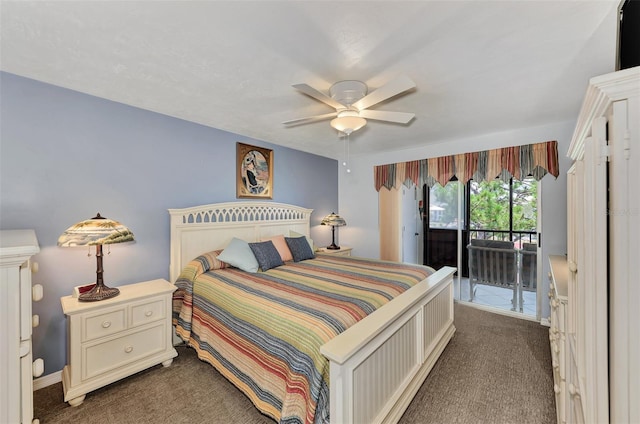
168, 202, 456, 424
321, 266, 456, 424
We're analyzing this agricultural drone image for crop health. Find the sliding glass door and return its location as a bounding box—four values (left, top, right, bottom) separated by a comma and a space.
423, 177, 539, 316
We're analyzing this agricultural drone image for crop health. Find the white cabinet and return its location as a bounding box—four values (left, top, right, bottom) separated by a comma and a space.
565, 66, 640, 423
0, 229, 42, 424
60, 279, 178, 406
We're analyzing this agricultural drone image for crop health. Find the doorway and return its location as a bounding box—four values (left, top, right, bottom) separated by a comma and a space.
423, 178, 539, 317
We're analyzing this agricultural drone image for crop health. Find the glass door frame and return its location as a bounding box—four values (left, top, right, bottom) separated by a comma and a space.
423, 177, 541, 319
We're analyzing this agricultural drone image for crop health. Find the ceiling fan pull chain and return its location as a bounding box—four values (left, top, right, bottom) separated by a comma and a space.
347, 133, 351, 173
343, 133, 351, 174
342, 135, 348, 168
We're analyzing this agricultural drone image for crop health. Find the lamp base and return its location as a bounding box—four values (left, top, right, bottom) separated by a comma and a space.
78, 284, 120, 302
325, 243, 341, 250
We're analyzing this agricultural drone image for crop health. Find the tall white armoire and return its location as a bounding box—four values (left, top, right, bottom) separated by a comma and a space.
566, 66, 639, 423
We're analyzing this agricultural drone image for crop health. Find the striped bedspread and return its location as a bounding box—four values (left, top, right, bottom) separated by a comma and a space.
172, 254, 433, 424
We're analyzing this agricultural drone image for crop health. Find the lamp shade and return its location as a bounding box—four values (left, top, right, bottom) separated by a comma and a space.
321, 212, 346, 250
58, 213, 134, 302
321, 212, 346, 227
58, 213, 134, 247
330, 110, 366, 135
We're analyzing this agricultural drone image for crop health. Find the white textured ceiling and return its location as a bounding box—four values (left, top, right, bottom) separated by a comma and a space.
0, 1, 619, 159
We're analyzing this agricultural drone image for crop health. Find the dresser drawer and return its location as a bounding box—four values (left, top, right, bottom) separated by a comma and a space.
130, 298, 165, 328
83, 324, 166, 380
553, 380, 564, 424
20, 348, 34, 423
83, 308, 126, 342
572, 396, 585, 424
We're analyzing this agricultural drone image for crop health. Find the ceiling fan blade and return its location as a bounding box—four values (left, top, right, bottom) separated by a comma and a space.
352, 75, 416, 111
292, 83, 346, 110
282, 112, 337, 126
359, 110, 415, 124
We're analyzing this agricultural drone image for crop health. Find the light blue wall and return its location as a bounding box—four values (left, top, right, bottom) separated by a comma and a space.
0, 72, 338, 376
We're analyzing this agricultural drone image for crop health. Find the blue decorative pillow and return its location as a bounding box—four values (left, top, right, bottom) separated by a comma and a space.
217, 238, 259, 273
285, 236, 315, 262
289, 230, 315, 252
249, 241, 284, 271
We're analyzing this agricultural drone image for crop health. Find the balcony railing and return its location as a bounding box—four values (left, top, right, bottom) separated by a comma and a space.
469, 229, 536, 249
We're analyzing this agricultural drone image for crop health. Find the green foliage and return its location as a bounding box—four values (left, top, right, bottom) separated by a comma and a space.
470, 179, 537, 231
430, 178, 537, 232
469, 180, 509, 230
430, 182, 461, 228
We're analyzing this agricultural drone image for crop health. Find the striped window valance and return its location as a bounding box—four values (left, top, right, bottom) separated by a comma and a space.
374, 140, 559, 191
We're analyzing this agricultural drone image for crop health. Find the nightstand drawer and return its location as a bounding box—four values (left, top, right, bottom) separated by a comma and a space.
83, 324, 165, 380
83, 309, 126, 342
130, 298, 165, 328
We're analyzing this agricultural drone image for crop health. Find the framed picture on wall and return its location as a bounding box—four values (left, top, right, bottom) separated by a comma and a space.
236, 142, 273, 199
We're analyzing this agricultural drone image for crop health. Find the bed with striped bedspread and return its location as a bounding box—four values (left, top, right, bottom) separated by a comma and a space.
172, 253, 433, 424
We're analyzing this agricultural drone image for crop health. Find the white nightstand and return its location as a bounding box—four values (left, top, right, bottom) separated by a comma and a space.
317, 246, 352, 257
60, 279, 178, 406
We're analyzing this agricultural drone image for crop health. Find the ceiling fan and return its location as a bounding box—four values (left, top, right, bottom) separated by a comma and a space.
283, 75, 416, 135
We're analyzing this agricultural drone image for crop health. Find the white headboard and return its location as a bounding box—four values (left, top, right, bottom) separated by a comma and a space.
168, 201, 313, 283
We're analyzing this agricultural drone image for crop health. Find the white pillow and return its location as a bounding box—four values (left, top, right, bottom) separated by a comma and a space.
289, 230, 315, 252
217, 237, 259, 273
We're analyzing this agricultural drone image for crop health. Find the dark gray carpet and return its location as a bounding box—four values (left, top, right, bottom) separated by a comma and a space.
34, 303, 555, 423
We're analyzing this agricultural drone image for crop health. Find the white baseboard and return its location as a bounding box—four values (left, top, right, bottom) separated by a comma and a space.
33, 370, 62, 391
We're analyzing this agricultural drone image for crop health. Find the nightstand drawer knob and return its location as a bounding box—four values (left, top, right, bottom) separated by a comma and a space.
102, 321, 112, 329
145, 311, 153, 317
124, 346, 133, 354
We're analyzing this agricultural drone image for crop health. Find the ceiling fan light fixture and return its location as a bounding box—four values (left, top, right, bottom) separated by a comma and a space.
330, 110, 367, 134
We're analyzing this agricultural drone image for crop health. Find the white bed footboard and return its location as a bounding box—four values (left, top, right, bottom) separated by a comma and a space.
321, 266, 456, 424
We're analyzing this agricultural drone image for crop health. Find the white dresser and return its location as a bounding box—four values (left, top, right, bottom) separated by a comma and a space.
60, 279, 178, 406
0, 229, 43, 424
548, 255, 569, 424
564, 66, 640, 423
